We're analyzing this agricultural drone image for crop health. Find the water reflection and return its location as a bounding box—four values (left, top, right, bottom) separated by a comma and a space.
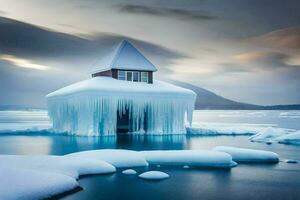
0, 134, 188, 155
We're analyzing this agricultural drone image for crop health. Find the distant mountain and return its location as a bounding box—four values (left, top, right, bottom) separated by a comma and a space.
1, 81, 299, 111
171, 81, 300, 110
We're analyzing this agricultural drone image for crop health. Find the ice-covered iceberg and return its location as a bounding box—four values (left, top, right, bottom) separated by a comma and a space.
47, 77, 196, 136
274, 131, 300, 145
213, 146, 279, 163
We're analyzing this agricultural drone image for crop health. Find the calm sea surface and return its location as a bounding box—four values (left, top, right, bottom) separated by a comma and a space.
0, 110, 299, 200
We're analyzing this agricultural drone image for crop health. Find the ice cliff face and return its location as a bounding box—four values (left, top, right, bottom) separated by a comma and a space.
46, 77, 196, 136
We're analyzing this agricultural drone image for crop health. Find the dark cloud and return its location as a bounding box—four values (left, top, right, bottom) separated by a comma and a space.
0, 16, 187, 68
117, 4, 217, 21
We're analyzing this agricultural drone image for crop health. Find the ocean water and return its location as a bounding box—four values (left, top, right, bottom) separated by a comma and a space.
0, 110, 299, 200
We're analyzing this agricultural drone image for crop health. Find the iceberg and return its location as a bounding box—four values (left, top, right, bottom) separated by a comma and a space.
138, 171, 169, 180
249, 127, 283, 142
274, 131, 300, 145
47, 77, 196, 136
213, 146, 279, 163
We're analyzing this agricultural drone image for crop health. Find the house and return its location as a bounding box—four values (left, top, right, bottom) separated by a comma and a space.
46, 40, 196, 136
90, 40, 156, 84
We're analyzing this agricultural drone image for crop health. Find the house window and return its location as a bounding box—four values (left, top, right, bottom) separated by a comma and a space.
141, 72, 148, 83
133, 71, 139, 82
126, 71, 133, 81
117, 70, 149, 83
118, 71, 126, 80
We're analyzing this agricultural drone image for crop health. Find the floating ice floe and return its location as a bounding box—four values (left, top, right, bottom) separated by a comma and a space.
138, 171, 169, 180
0, 154, 116, 200
249, 127, 283, 142
213, 146, 279, 163
285, 159, 298, 164
122, 169, 137, 175
140, 150, 237, 168
249, 128, 300, 145
274, 131, 300, 145
0, 167, 78, 200
186, 126, 256, 136
0, 147, 281, 199
67, 149, 149, 168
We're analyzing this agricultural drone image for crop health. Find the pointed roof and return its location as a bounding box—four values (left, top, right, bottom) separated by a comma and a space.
90, 40, 157, 74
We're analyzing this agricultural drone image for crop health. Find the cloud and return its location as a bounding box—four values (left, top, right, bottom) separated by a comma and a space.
234, 51, 300, 74
0, 54, 52, 70
0, 16, 187, 69
0, 10, 6, 16
117, 4, 217, 21
244, 27, 300, 49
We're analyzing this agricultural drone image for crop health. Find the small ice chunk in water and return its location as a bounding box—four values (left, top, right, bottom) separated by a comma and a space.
213, 146, 279, 163
122, 169, 137, 175
286, 160, 297, 163
139, 171, 169, 180
183, 165, 190, 169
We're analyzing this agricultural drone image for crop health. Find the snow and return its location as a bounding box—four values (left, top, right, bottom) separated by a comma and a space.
274, 131, 300, 145
0, 155, 116, 179
0, 167, 78, 200
0, 154, 116, 200
138, 171, 169, 180
122, 169, 137, 175
140, 150, 237, 168
249, 127, 283, 142
67, 149, 149, 168
0, 147, 284, 198
47, 77, 196, 136
213, 146, 279, 163
90, 40, 157, 74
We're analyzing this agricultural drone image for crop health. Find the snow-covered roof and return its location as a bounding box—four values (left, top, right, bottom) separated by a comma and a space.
90, 40, 157, 74
47, 77, 195, 99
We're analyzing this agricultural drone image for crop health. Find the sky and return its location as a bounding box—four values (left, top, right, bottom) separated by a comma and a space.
0, 0, 300, 107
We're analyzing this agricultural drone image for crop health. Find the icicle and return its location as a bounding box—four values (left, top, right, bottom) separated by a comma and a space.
46, 78, 196, 136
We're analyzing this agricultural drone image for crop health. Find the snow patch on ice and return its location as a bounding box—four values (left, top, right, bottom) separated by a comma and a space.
67, 149, 149, 168
0, 167, 78, 200
138, 171, 169, 180
0, 155, 116, 179
213, 146, 279, 163
140, 150, 237, 168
